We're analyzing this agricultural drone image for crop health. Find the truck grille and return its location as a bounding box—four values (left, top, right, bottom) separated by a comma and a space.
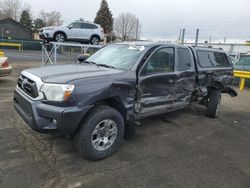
18, 75, 39, 98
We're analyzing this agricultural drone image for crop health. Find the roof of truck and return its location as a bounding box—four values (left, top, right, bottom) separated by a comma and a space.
114, 42, 226, 53
115, 41, 187, 48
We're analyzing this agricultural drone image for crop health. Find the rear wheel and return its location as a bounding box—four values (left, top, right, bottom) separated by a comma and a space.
90, 36, 100, 45
54, 32, 66, 42
206, 90, 221, 118
74, 105, 124, 160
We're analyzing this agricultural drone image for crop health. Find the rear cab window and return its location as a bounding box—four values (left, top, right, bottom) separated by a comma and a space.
197, 50, 230, 68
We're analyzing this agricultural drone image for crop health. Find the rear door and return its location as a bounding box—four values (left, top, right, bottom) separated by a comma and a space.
77, 23, 96, 40
138, 47, 177, 116
175, 47, 196, 107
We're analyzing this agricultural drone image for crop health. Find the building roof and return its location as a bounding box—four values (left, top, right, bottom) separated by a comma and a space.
0, 17, 32, 31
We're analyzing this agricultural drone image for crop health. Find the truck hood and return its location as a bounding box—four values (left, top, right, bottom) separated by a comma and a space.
23, 64, 124, 84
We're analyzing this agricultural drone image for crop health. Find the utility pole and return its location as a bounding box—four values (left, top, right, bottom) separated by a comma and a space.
1, 27, 3, 50
181, 28, 185, 44
209, 35, 212, 44
135, 19, 139, 40
178, 28, 182, 42
224, 37, 227, 43
195, 29, 199, 46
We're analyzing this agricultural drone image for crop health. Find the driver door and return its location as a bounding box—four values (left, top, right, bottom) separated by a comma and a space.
138, 47, 177, 116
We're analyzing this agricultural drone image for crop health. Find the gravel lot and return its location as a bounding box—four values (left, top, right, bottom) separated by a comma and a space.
1, 58, 250, 188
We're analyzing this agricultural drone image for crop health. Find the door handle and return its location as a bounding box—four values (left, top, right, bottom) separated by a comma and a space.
168, 79, 174, 83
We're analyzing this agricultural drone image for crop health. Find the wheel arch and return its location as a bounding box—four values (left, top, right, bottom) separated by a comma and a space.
53, 31, 67, 40
73, 96, 127, 135
208, 81, 237, 97
94, 97, 127, 121
90, 34, 101, 41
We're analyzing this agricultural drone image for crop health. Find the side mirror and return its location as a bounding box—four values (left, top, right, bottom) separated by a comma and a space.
68, 26, 74, 29
78, 54, 91, 63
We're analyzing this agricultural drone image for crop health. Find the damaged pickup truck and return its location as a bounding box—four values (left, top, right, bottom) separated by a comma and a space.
14, 42, 237, 160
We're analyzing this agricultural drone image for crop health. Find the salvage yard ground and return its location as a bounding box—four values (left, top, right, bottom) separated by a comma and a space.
1, 57, 250, 187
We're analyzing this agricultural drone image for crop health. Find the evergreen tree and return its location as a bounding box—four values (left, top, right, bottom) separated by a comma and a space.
94, 0, 113, 33
33, 18, 45, 32
20, 10, 33, 29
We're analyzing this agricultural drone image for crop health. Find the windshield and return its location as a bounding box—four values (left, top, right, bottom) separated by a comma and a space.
86, 44, 146, 70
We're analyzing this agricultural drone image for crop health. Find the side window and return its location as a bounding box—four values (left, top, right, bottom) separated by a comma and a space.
197, 51, 213, 67
89, 24, 98, 29
81, 23, 88, 29
71, 22, 81, 28
210, 52, 230, 67
197, 51, 229, 67
177, 48, 192, 71
143, 48, 174, 75
81, 23, 98, 29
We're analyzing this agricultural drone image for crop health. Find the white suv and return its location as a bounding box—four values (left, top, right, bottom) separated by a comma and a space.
39, 21, 104, 45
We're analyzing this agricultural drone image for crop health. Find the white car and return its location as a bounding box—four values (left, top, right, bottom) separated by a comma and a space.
39, 21, 104, 45
0, 57, 12, 77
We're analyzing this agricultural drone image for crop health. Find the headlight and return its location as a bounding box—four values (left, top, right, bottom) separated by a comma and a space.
40, 83, 75, 101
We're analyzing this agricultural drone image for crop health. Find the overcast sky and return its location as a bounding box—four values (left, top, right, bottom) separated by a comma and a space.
22, 0, 250, 42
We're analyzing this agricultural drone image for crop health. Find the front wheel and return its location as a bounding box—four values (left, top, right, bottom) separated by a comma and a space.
54, 33, 66, 42
206, 90, 221, 118
74, 105, 124, 160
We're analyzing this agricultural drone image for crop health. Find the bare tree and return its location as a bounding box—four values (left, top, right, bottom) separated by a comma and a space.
0, 0, 22, 20
39, 10, 63, 26
113, 12, 141, 41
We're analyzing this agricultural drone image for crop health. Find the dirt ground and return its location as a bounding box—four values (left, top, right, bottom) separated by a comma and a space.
1, 61, 250, 188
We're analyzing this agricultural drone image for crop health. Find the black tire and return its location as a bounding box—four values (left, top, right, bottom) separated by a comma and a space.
206, 90, 221, 118
54, 32, 66, 42
90, 36, 100, 45
74, 105, 124, 160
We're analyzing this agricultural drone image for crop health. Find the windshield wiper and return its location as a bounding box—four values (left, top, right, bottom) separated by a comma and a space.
97, 64, 116, 69
82, 61, 97, 65
81, 61, 116, 69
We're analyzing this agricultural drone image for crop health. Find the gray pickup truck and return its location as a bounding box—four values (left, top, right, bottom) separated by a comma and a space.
14, 42, 237, 160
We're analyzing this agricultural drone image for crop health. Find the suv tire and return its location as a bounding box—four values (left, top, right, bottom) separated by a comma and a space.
54, 32, 66, 42
74, 105, 124, 160
206, 90, 221, 118
90, 36, 100, 45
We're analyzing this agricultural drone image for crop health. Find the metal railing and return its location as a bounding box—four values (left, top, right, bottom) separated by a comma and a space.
0, 42, 21, 51
0, 50, 4, 57
234, 70, 250, 91
41, 42, 103, 65
0, 38, 42, 51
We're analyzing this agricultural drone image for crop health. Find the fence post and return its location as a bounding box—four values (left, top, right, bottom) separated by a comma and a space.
240, 78, 246, 91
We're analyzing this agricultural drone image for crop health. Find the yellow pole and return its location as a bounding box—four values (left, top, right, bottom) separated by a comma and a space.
240, 78, 246, 91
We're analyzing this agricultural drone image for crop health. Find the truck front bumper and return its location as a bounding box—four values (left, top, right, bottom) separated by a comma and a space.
14, 88, 92, 134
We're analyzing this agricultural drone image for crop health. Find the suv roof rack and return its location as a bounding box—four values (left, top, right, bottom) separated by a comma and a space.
76, 20, 93, 24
